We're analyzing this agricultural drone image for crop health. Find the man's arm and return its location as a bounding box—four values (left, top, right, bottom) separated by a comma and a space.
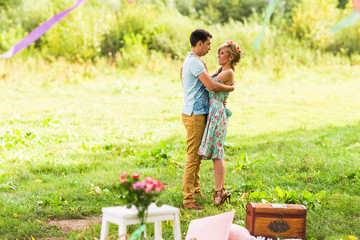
198, 72, 235, 92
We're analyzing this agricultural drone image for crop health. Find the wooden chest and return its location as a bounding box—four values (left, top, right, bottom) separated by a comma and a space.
246, 203, 307, 239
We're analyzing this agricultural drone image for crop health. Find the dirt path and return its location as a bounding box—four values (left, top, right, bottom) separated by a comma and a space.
44, 216, 102, 238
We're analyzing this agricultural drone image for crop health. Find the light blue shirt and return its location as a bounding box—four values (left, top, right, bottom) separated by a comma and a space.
181, 52, 209, 116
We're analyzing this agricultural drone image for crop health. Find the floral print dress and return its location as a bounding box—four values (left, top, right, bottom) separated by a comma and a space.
198, 75, 232, 160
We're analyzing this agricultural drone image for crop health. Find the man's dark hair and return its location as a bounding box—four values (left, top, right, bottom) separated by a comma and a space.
189, 29, 212, 47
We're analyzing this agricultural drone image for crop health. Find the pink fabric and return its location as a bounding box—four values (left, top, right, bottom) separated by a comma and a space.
354, 0, 360, 11
228, 224, 251, 240
185, 210, 235, 240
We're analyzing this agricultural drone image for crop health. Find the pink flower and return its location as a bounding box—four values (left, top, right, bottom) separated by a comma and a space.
120, 173, 128, 180
226, 40, 234, 45
216, 131, 221, 138
145, 183, 156, 193
236, 46, 240, 52
120, 179, 128, 184
132, 173, 140, 179
154, 180, 165, 192
132, 181, 146, 190
144, 176, 154, 183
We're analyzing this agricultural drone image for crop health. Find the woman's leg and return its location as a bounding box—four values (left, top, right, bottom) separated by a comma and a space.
213, 159, 225, 191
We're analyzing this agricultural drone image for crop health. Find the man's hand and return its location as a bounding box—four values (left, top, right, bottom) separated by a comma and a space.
192, 55, 208, 72
201, 59, 208, 72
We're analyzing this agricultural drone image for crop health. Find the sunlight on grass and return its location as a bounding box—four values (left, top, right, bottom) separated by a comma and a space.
1, 57, 359, 239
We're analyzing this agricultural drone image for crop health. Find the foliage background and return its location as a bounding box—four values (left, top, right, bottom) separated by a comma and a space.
1, 0, 360, 63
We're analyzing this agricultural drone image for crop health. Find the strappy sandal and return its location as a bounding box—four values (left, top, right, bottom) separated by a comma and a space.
213, 190, 223, 207
221, 188, 231, 204
214, 188, 232, 206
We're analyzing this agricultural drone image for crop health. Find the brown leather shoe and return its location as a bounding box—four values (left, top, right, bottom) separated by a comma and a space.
182, 201, 205, 210
194, 191, 202, 197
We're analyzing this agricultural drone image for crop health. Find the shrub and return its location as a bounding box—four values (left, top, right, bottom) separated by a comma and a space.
289, 0, 339, 49
101, 3, 198, 59
100, 3, 156, 56
288, 0, 360, 56
41, 2, 109, 61
0, 0, 359, 64
326, 1, 360, 56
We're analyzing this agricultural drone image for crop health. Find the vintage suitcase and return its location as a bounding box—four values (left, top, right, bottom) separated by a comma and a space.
246, 203, 307, 239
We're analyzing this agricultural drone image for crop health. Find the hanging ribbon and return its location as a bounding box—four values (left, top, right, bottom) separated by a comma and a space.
0, 0, 87, 58
0, 0, 135, 58
330, 11, 360, 34
330, 0, 360, 34
129, 224, 146, 240
252, 0, 279, 51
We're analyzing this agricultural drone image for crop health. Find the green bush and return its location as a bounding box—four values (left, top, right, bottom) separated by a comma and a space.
0, 24, 26, 52
0, 0, 359, 64
41, 1, 110, 61
117, 33, 149, 68
144, 8, 202, 58
288, 0, 360, 56
327, 2, 360, 56
289, 0, 339, 49
101, 2, 198, 59
100, 3, 156, 56
0, 0, 9, 9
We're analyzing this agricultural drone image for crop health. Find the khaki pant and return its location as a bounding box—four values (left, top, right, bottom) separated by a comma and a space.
182, 113, 207, 204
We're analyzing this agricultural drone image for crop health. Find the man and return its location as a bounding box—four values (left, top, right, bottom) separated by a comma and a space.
181, 29, 235, 210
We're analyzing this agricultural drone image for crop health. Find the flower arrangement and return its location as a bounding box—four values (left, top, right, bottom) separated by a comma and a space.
225, 40, 243, 62
115, 173, 165, 239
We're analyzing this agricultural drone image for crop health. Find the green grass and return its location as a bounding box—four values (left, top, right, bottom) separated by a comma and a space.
0, 56, 359, 240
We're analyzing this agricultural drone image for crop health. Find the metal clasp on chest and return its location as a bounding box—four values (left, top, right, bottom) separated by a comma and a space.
267, 220, 291, 233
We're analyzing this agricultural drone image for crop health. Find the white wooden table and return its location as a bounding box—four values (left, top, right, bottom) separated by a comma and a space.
100, 203, 181, 240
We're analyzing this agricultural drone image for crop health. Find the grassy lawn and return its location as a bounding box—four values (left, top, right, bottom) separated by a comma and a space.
0, 58, 359, 239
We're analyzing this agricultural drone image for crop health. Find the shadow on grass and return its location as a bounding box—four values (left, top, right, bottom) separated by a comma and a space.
40, 122, 359, 239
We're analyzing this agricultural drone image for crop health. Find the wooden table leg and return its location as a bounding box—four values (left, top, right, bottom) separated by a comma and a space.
154, 221, 162, 240
173, 214, 182, 240
118, 223, 127, 239
100, 218, 109, 240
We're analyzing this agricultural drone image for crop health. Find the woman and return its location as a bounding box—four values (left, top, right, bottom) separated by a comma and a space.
198, 40, 242, 206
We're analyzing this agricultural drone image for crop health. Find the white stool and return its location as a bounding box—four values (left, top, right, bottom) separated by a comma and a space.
100, 203, 181, 240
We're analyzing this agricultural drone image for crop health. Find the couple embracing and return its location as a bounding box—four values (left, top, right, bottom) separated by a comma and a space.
181, 29, 243, 210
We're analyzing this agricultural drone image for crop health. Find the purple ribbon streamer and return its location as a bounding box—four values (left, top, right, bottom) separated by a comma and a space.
0, 0, 86, 58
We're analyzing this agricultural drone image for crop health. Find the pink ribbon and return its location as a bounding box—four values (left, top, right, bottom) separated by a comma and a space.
353, 0, 360, 11
0, 0, 86, 58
